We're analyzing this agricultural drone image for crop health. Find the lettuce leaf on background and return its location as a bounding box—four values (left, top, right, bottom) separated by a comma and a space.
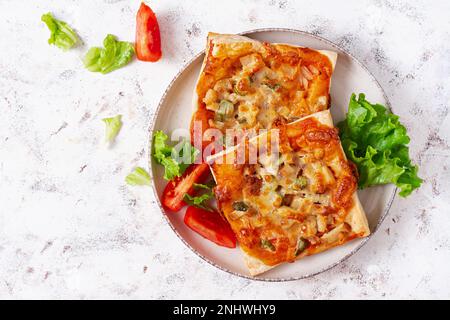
83, 34, 134, 74
102, 115, 122, 144
41, 13, 79, 50
125, 167, 151, 186
338, 93, 422, 197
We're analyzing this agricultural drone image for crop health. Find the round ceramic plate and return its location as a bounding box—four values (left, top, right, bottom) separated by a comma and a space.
149, 28, 396, 281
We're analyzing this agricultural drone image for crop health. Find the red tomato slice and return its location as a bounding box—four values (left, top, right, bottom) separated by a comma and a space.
162, 163, 210, 212
184, 206, 237, 248
135, 2, 162, 62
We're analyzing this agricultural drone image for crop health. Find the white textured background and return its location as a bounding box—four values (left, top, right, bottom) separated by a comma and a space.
1, 0, 449, 299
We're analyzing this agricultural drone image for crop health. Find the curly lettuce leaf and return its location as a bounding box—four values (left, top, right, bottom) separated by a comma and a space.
338, 93, 422, 197
102, 115, 122, 144
83, 34, 134, 74
153, 131, 181, 180
173, 140, 200, 174
41, 13, 79, 50
152, 131, 199, 180
126, 167, 151, 186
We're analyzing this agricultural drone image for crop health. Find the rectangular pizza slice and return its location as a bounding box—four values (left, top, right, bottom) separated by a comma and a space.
191, 32, 338, 146
206, 110, 370, 276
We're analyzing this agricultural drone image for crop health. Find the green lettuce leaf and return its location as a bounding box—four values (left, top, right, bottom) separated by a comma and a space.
102, 115, 122, 143
41, 13, 79, 50
152, 131, 199, 180
83, 34, 134, 74
184, 181, 214, 211
193, 182, 215, 190
338, 93, 422, 197
175, 141, 200, 174
125, 167, 151, 186
183, 193, 214, 211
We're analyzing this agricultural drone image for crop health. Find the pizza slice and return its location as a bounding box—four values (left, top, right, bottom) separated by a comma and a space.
191, 32, 337, 146
207, 110, 370, 276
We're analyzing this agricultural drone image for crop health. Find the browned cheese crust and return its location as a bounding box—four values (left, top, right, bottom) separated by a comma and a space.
208, 110, 370, 276
191, 33, 337, 148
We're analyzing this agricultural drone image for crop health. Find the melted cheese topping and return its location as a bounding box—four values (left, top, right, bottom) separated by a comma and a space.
210, 117, 359, 266
191, 34, 334, 145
